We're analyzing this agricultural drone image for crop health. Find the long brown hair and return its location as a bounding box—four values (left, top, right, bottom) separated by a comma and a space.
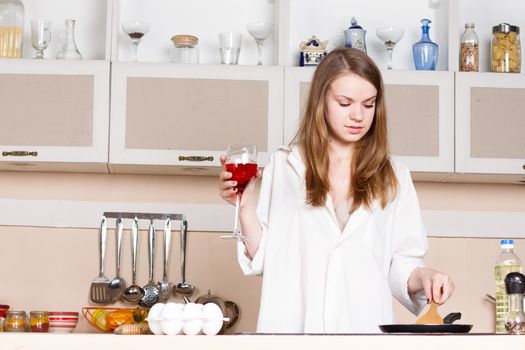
294, 47, 398, 213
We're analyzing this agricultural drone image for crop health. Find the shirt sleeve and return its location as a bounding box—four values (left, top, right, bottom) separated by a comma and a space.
236, 151, 275, 275
388, 162, 429, 315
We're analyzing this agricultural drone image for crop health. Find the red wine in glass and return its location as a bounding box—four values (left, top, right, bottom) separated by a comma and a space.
225, 162, 258, 193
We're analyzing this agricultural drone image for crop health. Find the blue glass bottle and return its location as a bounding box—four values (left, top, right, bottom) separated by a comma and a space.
412, 19, 438, 70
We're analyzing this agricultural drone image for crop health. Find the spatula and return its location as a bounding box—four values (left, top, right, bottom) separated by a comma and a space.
90, 216, 111, 304
415, 301, 444, 324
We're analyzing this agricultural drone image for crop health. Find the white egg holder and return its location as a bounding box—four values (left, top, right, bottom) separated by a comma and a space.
147, 302, 230, 336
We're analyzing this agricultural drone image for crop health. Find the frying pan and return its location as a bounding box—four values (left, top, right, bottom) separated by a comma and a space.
379, 312, 473, 334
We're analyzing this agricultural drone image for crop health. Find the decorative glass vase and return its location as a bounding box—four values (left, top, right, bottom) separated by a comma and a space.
57, 19, 82, 60
0, 0, 24, 58
412, 19, 438, 70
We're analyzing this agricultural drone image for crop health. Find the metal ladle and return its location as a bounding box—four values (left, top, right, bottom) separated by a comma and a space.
122, 217, 145, 302
157, 218, 173, 302
108, 217, 126, 301
174, 220, 195, 296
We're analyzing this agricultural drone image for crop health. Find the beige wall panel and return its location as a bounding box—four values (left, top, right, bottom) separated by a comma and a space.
0, 74, 94, 147
385, 84, 439, 157
125, 77, 269, 152
471, 87, 525, 159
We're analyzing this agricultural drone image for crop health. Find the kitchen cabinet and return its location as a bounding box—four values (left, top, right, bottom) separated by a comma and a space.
109, 63, 284, 175
284, 68, 454, 181
452, 72, 525, 184
0, 59, 110, 173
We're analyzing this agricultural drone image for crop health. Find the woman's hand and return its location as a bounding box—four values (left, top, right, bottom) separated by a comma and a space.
408, 267, 455, 304
219, 155, 262, 209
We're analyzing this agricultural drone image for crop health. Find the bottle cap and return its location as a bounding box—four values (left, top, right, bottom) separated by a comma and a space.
492, 23, 519, 34
505, 272, 525, 294
171, 35, 199, 47
348, 16, 363, 30
465, 23, 475, 29
501, 239, 515, 249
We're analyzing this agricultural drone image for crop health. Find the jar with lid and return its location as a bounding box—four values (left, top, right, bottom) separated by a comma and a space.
170, 35, 199, 64
491, 23, 521, 73
5, 311, 27, 332
0, 0, 24, 58
460, 23, 479, 72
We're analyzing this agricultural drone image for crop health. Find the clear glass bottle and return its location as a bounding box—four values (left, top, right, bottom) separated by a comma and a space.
491, 23, 521, 73
504, 272, 525, 334
57, 19, 82, 60
170, 35, 199, 64
0, 0, 24, 58
460, 23, 479, 72
412, 18, 439, 70
495, 239, 522, 334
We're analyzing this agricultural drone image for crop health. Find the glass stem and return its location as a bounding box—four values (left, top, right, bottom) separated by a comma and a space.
233, 192, 240, 237
256, 39, 264, 65
133, 43, 139, 62
386, 47, 393, 70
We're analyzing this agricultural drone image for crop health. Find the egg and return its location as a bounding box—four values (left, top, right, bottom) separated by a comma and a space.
201, 303, 224, 336
160, 302, 183, 336
182, 302, 203, 335
147, 303, 165, 335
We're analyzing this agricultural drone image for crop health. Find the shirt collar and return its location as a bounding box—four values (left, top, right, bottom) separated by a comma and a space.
286, 143, 306, 179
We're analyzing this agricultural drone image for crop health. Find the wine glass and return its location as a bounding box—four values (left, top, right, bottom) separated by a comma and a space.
31, 20, 52, 59
246, 21, 272, 65
121, 20, 150, 62
376, 27, 405, 70
220, 143, 258, 241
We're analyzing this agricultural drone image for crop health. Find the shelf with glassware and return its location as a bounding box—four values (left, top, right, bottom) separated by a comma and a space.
451, 72, 525, 184
110, 0, 277, 65
0, 59, 110, 173
108, 62, 284, 175
283, 67, 454, 181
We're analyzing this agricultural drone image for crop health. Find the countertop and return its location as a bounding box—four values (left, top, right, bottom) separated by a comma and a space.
1, 333, 525, 350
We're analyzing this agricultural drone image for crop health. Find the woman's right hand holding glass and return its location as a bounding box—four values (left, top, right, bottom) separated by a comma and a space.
219, 155, 261, 209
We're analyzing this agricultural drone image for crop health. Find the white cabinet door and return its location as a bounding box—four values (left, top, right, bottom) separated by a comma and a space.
0, 59, 110, 173
109, 63, 284, 175
455, 72, 525, 181
284, 68, 454, 180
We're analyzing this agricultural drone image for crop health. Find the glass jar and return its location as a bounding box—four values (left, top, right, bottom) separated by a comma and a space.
460, 23, 479, 72
29, 311, 49, 332
0, 0, 25, 58
170, 35, 199, 64
491, 23, 521, 73
5, 311, 27, 332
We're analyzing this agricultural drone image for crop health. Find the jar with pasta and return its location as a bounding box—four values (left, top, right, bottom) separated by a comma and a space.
491, 23, 521, 73
460, 23, 479, 72
0, 0, 24, 58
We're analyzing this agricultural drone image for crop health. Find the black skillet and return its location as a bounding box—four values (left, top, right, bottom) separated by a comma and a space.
379, 312, 473, 334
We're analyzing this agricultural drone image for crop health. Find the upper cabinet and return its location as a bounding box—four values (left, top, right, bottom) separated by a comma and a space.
454, 72, 525, 183
109, 63, 284, 175
0, 59, 110, 173
284, 68, 454, 181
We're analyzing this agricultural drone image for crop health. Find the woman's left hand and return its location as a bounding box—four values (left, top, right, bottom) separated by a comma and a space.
408, 267, 455, 304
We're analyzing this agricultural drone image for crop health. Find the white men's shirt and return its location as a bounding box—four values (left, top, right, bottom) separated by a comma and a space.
237, 144, 428, 333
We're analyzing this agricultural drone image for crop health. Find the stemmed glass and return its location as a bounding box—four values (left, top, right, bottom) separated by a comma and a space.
31, 20, 51, 59
121, 20, 150, 62
246, 21, 272, 65
376, 27, 405, 70
220, 143, 258, 241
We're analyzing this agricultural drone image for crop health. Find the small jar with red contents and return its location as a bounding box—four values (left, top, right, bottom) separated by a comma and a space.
29, 311, 49, 332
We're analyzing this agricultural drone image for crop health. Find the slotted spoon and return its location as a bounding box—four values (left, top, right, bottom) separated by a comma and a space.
90, 216, 111, 304
415, 301, 444, 324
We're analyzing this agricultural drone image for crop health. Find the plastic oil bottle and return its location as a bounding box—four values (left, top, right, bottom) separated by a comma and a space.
495, 239, 522, 333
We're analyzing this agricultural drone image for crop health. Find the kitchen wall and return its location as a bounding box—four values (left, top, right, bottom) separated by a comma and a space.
0, 171, 524, 333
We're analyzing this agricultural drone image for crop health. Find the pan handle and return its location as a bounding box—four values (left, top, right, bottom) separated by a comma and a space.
443, 312, 462, 324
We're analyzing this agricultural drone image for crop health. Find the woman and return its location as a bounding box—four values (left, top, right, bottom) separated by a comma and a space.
219, 47, 454, 333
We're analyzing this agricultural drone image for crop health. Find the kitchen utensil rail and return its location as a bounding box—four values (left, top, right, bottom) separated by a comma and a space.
103, 212, 185, 221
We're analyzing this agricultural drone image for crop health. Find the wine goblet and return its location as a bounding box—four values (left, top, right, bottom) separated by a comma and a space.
246, 21, 272, 65
376, 27, 405, 70
31, 20, 51, 59
121, 20, 150, 62
220, 143, 258, 241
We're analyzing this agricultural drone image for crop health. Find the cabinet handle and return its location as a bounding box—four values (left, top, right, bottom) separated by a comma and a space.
2, 151, 38, 157
178, 156, 214, 162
